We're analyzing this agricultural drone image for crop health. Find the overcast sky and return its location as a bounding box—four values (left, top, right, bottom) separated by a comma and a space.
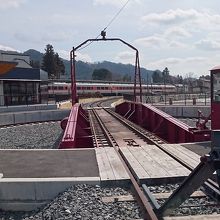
1, 0, 220, 77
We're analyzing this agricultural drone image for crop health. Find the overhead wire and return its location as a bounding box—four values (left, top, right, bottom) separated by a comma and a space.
102, 0, 131, 32
77, 0, 131, 51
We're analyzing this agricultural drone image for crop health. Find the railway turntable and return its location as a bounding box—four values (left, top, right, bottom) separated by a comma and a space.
1, 35, 220, 219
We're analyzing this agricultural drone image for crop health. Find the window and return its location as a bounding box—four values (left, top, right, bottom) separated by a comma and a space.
213, 72, 220, 102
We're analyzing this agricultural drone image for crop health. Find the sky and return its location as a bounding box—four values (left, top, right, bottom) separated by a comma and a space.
1, 0, 220, 77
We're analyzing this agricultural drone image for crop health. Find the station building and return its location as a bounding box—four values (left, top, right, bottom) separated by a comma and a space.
0, 51, 48, 106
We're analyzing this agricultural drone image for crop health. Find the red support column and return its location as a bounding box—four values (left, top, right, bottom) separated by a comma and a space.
70, 49, 77, 105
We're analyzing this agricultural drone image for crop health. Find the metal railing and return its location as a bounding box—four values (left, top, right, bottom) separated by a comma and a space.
123, 92, 211, 106
144, 93, 211, 106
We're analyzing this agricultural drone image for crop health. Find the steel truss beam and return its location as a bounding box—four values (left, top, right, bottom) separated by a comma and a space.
70, 33, 142, 105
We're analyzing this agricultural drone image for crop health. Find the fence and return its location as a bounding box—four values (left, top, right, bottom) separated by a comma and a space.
144, 93, 211, 106
123, 93, 211, 106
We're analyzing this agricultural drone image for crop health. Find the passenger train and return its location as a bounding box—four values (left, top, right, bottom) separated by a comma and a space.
45, 82, 177, 100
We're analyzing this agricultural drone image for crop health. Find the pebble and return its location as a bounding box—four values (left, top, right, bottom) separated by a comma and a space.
0, 122, 63, 149
0, 184, 142, 220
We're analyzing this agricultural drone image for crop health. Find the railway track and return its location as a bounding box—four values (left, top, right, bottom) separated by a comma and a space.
84, 96, 122, 108
88, 107, 158, 219
88, 100, 220, 219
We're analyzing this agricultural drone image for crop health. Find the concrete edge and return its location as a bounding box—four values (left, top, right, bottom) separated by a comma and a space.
0, 177, 101, 211
0, 177, 100, 182
0, 148, 95, 151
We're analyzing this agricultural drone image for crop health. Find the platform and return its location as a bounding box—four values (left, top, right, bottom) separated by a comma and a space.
0, 149, 100, 211
0, 149, 99, 178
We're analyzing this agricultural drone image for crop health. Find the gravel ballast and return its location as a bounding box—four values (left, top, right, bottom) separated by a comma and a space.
0, 122, 63, 149
148, 183, 220, 216
0, 185, 142, 220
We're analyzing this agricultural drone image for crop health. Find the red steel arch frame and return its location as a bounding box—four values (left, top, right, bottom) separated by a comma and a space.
70, 36, 142, 105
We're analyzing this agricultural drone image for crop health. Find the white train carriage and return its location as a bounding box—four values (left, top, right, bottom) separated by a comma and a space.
47, 82, 177, 98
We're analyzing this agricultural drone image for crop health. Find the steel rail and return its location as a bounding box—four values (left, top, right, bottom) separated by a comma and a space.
91, 108, 158, 220
88, 109, 111, 148
103, 108, 220, 201
88, 110, 101, 148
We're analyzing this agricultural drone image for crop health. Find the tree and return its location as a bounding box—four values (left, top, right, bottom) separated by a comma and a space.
162, 67, 170, 83
92, 68, 112, 81
30, 60, 40, 68
54, 53, 65, 79
41, 44, 56, 79
122, 73, 131, 82
41, 44, 65, 79
152, 70, 162, 83
176, 74, 183, 84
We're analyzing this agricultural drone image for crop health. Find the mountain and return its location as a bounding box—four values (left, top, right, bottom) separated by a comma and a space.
23, 49, 154, 82
23, 49, 44, 63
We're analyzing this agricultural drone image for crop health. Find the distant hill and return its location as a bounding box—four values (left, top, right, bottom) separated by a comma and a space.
23, 49, 44, 63
23, 49, 154, 82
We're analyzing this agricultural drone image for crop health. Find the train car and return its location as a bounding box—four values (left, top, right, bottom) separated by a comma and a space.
47, 82, 177, 100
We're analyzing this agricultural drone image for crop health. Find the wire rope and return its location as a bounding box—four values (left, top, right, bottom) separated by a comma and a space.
77, 0, 131, 51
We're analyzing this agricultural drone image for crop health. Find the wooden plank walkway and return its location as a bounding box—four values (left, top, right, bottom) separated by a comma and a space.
95, 147, 130, 185
162, 144, 201, 169
119, 145, 190, 184
95, 143, 207, 185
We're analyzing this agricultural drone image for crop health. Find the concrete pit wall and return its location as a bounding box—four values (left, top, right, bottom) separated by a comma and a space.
0, 177, 100, 211
0, 104, 58, 114
0, 109, 70, 126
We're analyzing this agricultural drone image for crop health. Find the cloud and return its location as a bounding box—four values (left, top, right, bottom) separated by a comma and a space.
93, 0, 140, 7
14, 32, 41, 44
75, 52, 92, 63
115, 51, 135, 63
141, 9, 220, 31
135, 26, 190, 50
146, 56, 210, 76
135, 35, 187, 49
149, 56, 206, 66
135, 36, 165, 48
57, 49, 90, 62
195, 39, 220, 51
56, 50, 70, 60
93, 0, 127, 7
167, 41, 187, 49
164, 27, 191, 39
0, 44, 18, 51
42, 32, 70, 42
141, 9, 200, 25
14, 31, 71, 45
0, 0, 26, 9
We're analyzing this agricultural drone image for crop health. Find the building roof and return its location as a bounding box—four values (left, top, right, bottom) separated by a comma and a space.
211, 65, 220, 71
0, 61, 17, 75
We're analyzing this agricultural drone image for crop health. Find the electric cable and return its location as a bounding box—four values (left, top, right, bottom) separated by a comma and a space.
77, 0, 131, 51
